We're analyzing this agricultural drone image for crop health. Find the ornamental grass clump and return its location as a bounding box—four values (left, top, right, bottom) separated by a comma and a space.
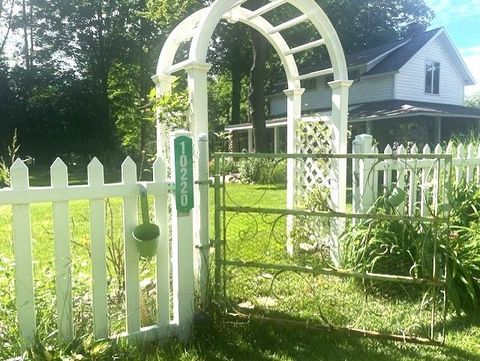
341, 183, 480, 318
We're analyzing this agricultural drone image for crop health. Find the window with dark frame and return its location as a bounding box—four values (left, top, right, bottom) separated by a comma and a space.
425, 60, 440, 95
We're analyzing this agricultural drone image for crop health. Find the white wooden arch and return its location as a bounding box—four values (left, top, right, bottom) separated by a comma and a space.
152, 0, 352, 312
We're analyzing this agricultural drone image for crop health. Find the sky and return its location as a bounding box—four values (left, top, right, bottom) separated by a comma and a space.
426, 0, 480, 96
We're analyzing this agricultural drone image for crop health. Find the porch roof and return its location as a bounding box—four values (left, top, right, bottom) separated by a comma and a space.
349, 100, 480, 122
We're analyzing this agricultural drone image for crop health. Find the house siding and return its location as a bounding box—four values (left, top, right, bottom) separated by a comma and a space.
394, 36, 465, 105
269, 74, 395, 116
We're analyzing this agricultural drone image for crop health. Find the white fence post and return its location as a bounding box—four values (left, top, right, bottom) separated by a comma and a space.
51, 158, 74, 341
122, 157, 141, 334
87, 157, 109, 339
11, 159, 36, 345
420, 145, 431, 217
153, 156, 170, 336
196, 133, 210, 307
352, 134, 374, 213
170, 130, 195, 342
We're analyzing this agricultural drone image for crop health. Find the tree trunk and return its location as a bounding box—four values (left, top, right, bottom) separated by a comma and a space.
248, 27, 268, 153
230, 61, 241, 125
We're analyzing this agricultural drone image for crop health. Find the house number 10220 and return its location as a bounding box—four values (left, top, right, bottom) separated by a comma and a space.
174, 135, 194, 213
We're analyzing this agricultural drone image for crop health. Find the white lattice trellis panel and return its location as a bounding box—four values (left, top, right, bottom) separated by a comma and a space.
295, 117, 333, 206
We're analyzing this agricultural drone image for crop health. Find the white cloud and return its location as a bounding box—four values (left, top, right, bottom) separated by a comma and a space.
461, 47, 480, 97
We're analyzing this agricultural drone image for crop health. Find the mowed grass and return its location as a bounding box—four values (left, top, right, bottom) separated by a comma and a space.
0, 179, 479, 360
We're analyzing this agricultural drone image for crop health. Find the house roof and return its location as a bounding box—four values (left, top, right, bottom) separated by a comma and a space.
349, 100, 480, 121
225, 100, 480, 131
363, 28, 441, 76
294, 27, 476, 86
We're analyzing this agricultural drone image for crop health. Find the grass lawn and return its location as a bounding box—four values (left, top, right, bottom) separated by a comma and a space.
0, 176, 479, 360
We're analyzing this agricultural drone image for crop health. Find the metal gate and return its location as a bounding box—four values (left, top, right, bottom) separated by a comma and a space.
213, 152, 452, 345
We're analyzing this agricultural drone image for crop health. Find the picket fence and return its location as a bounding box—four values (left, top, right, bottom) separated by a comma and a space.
0, 133, 206, 348
352, 134, 480, 216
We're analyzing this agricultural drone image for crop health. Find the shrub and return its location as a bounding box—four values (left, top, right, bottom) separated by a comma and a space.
238, 157, 286, 185
342, 183, 480, 318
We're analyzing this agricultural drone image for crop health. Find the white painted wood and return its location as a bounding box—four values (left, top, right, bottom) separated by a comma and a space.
87, 157, 109, 339
196, 134, 210, 307
0, 182, 170, 205
121, 157, 141, 334
455, 144, 464, 185
466, 143, 474, 183
408, 144, 419, 216
170, 131, 195, 342
50, 158, 74, 341
285, 39, 325, 56
247, 129, 253, 152
352, 134, 374, 213
248, 0, 287, 19
10, 159, 36, 345
285, 88, 304, 255
395, 36, 465, 105
432, 144, 443, 214
383, 145, 393, 195
270, 14, 309, 34
273, 127, 279, 153
420, 144, 431, 217
372, 145, 379, 200
396, 145, 407, 215
298, 67, 333, 81
153, 156, 170, 337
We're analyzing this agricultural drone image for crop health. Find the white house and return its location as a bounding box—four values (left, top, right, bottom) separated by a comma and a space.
226, 27, 480, 151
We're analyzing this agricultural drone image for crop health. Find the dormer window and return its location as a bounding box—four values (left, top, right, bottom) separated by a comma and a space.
425, 60, 440, 95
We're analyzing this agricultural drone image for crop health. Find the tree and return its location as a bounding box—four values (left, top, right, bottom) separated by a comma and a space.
245, 0, 434, 152
466, 93, 480, 109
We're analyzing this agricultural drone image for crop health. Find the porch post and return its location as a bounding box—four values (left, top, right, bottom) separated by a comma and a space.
247, 129, 254, 152
274, 126, 279, 153
185, 61, 212, 311
284, 87, 304, 255
328, 80, 353, 265
434, 116, 442, 144
366, 120, 373, 135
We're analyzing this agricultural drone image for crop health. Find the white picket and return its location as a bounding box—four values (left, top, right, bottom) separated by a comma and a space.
1, 153, 185, 344
383, 144, 393, 195
466, 143, 474, 183
456, 144, 464, 185
408, 144, 418, 216
372, 145, 379, 200
420, 144, 431, 217
50, 158, 74, 341
122, 157, 141, 334
396, 145, 406, 215
10, 159, 36, 345
352, 135, 480, 218
432, 144, 442, 215
87, 157, 109, 339
153, 156, 170, 335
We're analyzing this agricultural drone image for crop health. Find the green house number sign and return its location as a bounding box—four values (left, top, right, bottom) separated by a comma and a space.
174, 135, 194, 213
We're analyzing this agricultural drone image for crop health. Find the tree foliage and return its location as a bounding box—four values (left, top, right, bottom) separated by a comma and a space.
0, 0, 435, 160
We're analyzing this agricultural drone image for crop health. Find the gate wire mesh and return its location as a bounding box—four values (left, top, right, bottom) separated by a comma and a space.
213, 152, 453, 345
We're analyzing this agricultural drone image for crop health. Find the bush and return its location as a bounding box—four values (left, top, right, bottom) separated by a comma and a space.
341, 183, 480, 318
238, 157, 286, 185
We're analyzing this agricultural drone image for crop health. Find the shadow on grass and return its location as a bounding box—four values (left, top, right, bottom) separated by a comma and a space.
192, 318, 480, 361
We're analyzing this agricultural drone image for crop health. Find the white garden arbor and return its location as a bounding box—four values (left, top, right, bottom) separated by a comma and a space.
152, 0, 352, 290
